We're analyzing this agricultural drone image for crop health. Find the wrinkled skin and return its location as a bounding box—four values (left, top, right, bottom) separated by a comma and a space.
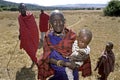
49, 10, 65, 34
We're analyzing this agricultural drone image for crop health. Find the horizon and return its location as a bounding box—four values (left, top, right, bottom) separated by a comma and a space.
4, 0, 111, 6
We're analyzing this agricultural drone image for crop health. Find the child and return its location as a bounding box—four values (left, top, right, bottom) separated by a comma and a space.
65, 29, 92, 80
94, 42, 115, 80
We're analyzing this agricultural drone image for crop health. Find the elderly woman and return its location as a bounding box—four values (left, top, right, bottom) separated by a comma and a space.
37, 10, 79, 80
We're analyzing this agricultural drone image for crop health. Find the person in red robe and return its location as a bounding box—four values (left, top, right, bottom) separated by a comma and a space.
39, 9, 49, 43
94, 42, 115, 80
18, 3, 39, 68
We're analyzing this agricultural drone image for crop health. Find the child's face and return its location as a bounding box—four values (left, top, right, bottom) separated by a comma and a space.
106, 44, 112, 51
77, 36, 88, 48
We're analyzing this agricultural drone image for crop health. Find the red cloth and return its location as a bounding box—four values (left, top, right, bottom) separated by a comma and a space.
98, 51, 115, 76
18, 12, 39, 63
39, 13, 49, 32
79, 55, 92, 77
37, 28, 76, 80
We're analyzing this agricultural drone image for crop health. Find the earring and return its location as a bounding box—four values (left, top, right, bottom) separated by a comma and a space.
49, 23, 53, 31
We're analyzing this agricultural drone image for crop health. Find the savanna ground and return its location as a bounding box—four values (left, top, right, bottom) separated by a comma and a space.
0, 10, 120, 80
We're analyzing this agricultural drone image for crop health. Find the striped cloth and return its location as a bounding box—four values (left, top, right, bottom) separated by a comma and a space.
37, 28, 76, 80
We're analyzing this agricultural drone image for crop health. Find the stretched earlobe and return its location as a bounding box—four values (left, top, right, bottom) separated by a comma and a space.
49, 23, 52, 27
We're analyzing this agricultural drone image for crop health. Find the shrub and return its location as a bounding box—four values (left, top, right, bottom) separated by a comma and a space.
0, 8, 3, 12
10, 7, 18, 11
104, 0, 120, 16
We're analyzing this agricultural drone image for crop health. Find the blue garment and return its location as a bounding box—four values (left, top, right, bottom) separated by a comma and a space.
48, 32, 79, 80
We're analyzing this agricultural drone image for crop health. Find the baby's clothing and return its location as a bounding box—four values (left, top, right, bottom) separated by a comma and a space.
71, 40, 90, 66
65, 40, 90, 80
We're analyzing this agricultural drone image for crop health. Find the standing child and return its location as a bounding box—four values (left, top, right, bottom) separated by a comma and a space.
65, 29, 93, 80
94, 42, 115, 80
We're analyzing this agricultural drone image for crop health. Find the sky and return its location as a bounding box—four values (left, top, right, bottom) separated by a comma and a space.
5, 0, 111, 6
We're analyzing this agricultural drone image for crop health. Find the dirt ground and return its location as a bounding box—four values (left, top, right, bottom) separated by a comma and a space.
0, 10, 120, 80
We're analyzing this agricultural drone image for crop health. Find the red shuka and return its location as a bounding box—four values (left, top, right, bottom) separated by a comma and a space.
37, 28, 76, 80
18, 12, 39, 63
39, 13, 49, 32
37, 28, 92, 80
98, 51, 115, 76
79, 55, 92, 77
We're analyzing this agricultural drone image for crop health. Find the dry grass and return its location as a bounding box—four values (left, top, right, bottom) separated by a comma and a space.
0, 10, 120, 80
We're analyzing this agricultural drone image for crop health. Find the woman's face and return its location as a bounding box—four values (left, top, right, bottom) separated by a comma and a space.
50, 14, 65, 34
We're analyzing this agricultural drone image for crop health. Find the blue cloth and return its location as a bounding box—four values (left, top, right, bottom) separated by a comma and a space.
48, 32, 79, 80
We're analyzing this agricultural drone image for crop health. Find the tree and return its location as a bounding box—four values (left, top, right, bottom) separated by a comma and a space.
104, 0, 120, 16
10, 7, 18, 11
0, 8, 3, 12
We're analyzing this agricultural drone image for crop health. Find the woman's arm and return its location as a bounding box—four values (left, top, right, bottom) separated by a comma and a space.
49, 58, 66, 66
49, 58, 77, 70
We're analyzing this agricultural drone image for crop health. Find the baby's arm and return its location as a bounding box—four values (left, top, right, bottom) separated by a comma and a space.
78, 49, 87, 57
74, 53, 89, 62
76, 47, 90, 61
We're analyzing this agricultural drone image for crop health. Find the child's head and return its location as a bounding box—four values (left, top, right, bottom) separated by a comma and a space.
77, 29, 92, 48
105, 42, 113, 51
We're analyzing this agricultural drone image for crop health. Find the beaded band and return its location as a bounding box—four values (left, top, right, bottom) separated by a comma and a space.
56, 60, 63, 66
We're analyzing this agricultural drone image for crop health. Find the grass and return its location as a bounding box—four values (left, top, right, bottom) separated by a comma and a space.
0, 10, 120, 80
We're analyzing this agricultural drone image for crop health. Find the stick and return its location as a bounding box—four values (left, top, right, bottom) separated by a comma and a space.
6, 40, 19, 80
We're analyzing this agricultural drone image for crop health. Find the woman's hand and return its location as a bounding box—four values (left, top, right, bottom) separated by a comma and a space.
65, 62, 77, 70
49, 58, 78, 70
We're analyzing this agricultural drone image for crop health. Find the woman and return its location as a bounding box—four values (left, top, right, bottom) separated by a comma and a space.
37, 10, 78, 80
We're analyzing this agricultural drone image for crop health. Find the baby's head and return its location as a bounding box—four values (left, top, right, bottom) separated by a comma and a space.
77, 29, 92, 48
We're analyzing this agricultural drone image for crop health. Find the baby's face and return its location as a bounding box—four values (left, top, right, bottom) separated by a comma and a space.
77, 36, 88, 48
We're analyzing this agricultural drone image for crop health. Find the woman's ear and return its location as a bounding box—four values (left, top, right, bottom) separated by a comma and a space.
64, 19, 66, 24
49, 23, 52, 28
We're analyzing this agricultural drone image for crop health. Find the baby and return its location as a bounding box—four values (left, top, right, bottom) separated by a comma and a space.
66, 29, 92, 80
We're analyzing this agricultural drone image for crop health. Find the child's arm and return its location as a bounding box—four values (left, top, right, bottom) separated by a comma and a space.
94, 58, 100, 71
94, 56, 106, 71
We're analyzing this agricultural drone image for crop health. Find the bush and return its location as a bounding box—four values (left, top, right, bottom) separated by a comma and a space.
10, 7, 18, 11
104, 0, 120, 16
0, 8, 3, 12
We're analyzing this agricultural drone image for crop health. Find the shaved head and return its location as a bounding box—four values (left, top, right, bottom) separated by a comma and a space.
78, 29, 92, 45
49, 10, 65, 24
